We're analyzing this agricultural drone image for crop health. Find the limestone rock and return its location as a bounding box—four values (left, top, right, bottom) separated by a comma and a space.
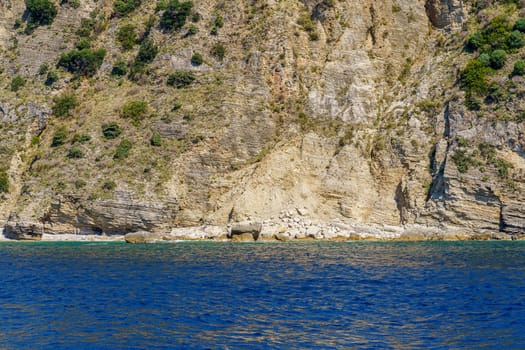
4, 221, 42, 240
229, 222, 262, 241
125, 231, 163, 244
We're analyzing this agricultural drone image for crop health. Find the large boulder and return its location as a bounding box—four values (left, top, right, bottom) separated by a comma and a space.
229, 222, 262, 241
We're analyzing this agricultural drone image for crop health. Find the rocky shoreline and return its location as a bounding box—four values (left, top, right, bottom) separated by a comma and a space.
2, 218, 523, 243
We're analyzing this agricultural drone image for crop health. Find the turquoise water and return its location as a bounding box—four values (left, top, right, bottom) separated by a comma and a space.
1, 241, 525, 349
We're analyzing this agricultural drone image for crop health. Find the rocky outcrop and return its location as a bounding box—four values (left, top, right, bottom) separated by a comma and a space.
4, 221, 42, 240
425, 0, 465, 29
0, 0, 524, 240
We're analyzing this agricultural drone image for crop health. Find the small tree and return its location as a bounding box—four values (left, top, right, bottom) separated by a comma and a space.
25, 0, 57, 26
57, 48, 107, 76
134, 39, 158, 66
159, 0, 193, 31
114, 0, 141, 17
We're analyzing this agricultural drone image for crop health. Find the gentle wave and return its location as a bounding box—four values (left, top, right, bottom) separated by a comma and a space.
0, 241, 524, 348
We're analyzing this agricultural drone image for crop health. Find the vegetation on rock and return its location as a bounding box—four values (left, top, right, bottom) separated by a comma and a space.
167, 70, 195, 88
24, 0, 57, 28
159, 0, 193, 32
57, 48, 107, 77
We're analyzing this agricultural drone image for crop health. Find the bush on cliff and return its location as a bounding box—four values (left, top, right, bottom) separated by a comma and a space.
159, 0, 193, 32
121, 101, 148, 119
460, 59, 489, 95
25, 0, 57, 26
57, 48, 107, 77
52, 93, 77, 117
114, 139, 132, 159
102, 123, 122, 139
0, 171, 9, 193
114, 0, 141, 17
10, 75, 26, 92
117, 24, 138, 50
167, 70, 195, 88
51, 127, 68, 147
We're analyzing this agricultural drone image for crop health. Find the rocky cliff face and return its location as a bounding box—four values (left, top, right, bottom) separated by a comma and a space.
1, 0, 524, 240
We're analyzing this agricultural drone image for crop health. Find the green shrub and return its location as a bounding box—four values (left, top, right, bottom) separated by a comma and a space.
25, 0, 57, 26
114, 139, 132, 159
114, 0, 141, 16
76, 38, 91, 50
508, 30, 525, 49
513, 59, 525, 75
150, 132, 162, 146
77, 18, 95, 37
72, 133, 91, 143
466, 15, 513, 51
111, 58, 128, 76
38, 63, 49, 75
45, 70, 59, 86
67, 147, 84, 159
10, 75, 26, 92
191, 52, 203, 65
211, 43, 226, 61
478, 53, 491, 66
494, 158, 513, 178
451, 149, 475, 173
460, 59, 489, 94
514, 18, 525, 32
57, 48, 107, 76
134, 38, 158, 66
490, 49, 507, 69
102, 123, 122, 139
117, 24, 137, 50
167, 70, 195, 88
159, 0, 193, 31
0, 171, 9, 193
121, 100, 148, 119
52, 93, 77, 117
51, 127, 68, 147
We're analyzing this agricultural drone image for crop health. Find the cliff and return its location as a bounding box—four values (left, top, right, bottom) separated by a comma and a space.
1, 0, 524, 240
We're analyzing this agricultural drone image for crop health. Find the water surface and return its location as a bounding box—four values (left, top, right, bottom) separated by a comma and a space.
0, 241, 524, 349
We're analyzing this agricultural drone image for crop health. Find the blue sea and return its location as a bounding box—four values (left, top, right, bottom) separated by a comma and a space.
0, 241, 524, 349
